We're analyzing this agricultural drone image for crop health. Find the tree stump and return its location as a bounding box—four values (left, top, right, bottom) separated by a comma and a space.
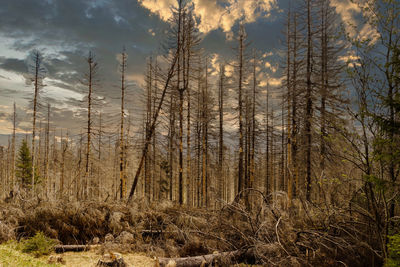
96, 252, 127, 267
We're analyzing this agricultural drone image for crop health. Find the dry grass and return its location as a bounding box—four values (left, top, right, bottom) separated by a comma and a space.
0, 191, 384, 266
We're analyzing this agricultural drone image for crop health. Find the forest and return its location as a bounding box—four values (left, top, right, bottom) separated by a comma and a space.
0, 0, 399, 266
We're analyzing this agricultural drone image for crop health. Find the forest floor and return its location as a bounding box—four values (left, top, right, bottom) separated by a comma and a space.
0, 241, 155, 267
0, 191, 381, 266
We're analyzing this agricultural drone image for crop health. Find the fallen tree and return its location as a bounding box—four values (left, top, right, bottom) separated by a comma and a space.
156, 250, 242, 267
54, 244, 92, 253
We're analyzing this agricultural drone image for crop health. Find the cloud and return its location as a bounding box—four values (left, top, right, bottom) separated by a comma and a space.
138, 0, 177, 21
138, 0, 277, 36
330, 0, 378, 44
148, 28, 156, 36
0, 58, 27, 75
264, 61, 277, 73
330, 0, 360, 36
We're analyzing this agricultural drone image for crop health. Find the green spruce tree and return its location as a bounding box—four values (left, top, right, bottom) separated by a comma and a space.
15, 139, 33, 187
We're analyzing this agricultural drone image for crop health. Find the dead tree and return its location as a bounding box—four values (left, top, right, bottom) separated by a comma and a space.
265, 86, 270, 196
218, 63, 225, 204
237, 25, 246, 197
82, 51, 98, 200
119, 48, 127, 200
286, 7, 293, 203
127, 0, 184, 201
305, 0, 313, 201
11, 102, 16, 191
29, 50, 45, 196
145, 57, 153, 201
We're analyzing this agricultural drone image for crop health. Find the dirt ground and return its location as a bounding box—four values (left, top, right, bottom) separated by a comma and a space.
53, 251, 156, 267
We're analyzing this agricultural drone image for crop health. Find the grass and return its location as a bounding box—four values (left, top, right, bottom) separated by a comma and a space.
0, 241, 60, 267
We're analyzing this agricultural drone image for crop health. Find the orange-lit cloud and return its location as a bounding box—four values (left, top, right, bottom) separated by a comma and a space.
138, 0, 277, 36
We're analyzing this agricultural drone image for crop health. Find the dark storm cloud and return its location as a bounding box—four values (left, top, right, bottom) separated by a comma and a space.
0, 0, 169, 94
0, 0, 293, 142
0, 58, 26, 74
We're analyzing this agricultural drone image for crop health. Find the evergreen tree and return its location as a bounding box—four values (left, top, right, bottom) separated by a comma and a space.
15, 139, 33, 187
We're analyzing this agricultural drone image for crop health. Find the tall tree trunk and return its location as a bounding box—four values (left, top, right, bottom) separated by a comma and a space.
218, 64, 225, 203
31, 51, 42, 197
11, 102, 16, 191
169, 91, 176, 201
305, 0, 313, 201
265, 87, 270, 196
145, 57, 153, 202
127, 0, 183, 201
292, 13, 299, 198
85, 51, 97, 200
250, 53, 256, 190
286, 8, 293, 204
238, 26, 245, 197
319, 1, 327, 202
119, 49, 127, 199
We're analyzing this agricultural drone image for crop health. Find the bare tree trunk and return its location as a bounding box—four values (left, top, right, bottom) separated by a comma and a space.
145, 57, 153, 202
98, 112, 102, 200
85, 51, 97, 200
291, 13, 299, 198
31, 51, 42, 197
250, 51, 257, 194
119, 49, 127, 200
265, 87, 270, 196
44, 104, 50, 199
237, 25, 245, 197
281, 96, 285, 192
60, 131, 68, 199
286, 8, 293, 204
218, 64, 225, 204
127, 23, 182, 200
168, 91, 176, 201
305, 0, 313, 201
11, 102, 16, 191
153, 60, 158, 202
201, 60, 208, 207
196, 67, 202, 207
177, 11, 185, 206
319, 1, 328, 202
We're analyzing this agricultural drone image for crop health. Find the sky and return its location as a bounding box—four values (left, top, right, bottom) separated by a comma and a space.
0, 0, 363, 145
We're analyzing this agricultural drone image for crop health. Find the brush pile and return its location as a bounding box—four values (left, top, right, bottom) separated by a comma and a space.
0, 190, 382, 266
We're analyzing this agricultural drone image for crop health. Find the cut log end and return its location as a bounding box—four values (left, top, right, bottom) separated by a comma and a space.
96, 252, 127, 267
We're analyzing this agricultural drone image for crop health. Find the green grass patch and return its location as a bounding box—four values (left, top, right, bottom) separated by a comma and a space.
0, 241, 60, 267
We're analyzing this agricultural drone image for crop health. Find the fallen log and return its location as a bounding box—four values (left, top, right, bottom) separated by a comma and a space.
156, 250, 242, 267
54, 245, 90, 253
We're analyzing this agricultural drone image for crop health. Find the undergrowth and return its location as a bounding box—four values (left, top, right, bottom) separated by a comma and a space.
386, 234, 400, 267
0, 241, 59, 267
0, 191, 389, 266
20, 231, 58, 257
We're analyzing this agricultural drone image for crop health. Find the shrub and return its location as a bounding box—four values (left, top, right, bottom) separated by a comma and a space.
386, 234, 400, 267
21, 232, 57, 257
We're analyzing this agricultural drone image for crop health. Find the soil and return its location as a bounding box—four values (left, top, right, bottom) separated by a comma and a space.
49, 251, 155, 267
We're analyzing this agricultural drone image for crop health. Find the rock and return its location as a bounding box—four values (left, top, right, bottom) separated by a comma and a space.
115, 231, 134, 244
48, 255, 66, 264
92, 236, 100, 244
105, 233, 114, 243
96, 252, 127, 267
